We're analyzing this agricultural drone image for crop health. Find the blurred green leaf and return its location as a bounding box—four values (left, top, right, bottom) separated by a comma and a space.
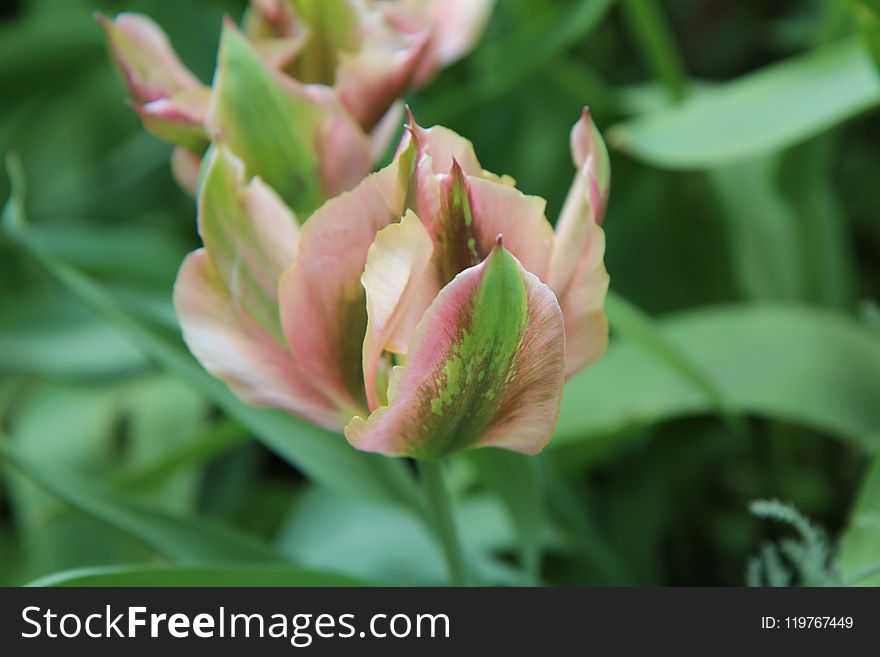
277, 487, 447, 585
709, 156, 808, 302
0, 440, 279, 563
2, 154, 422, 514
469, 450, 543, 577
778, 138, 856, 309
605, 291, 742, 432
113, 375, 209, 511
30, 221, 188, 286
0, 5, 103, 88
838, 452, 880, 585
277, 487, 528, 585
0, 287, 147, 379
852, 0, 880, 71
609, 38, 880, 168
555, 305, 880, 453
109, 418, 246, 492
28, 563, 368, 587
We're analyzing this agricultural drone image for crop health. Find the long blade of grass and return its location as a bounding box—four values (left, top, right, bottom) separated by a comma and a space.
0, 440, 279, 563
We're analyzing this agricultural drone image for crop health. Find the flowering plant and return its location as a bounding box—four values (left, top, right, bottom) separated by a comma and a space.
98, 0, 494, 206
175, 109, 610, 460
91, 0, 612, 585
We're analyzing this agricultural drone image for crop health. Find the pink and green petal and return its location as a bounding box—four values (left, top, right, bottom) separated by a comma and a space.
279, 165, 406, 418
557, 219, 610, 378
361, 211, 435, 411
336, 30, 430, 131
99, 13, 210, 150
570, 107, 610, 223
243, 0, 309, 70
197, 146, 299, 340
171, 147, 201, 196
345, 241, 565, 460
244, 0, 301, 40
369, 101, 405, 164
287, 0, 362, 84
384, 0, 496, 85
548, 164, 594, 297
134, 90, 211, 152
465, 174, 555, 282
419, 163, 553, 288
315, 108, 374, 201
97, 12, 204, 103
401, 111, 483, 176
207, 21, 369, 218
175, 250, 346, 430
549, 108, 610, 299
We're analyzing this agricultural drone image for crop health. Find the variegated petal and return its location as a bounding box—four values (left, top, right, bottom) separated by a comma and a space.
197, 147, 299, 339
384, 0, 495, 85
207, 21, 370, 218
175, 251, 345, 429
279, 165, 406, 418
549, 109, 611, 377
336, 30, 430, 131
346, 241, 565, 460
557, 219, 610, 378
97, 12, 203, 103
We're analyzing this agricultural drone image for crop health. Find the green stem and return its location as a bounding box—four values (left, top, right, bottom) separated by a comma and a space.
418, 460, 468, 586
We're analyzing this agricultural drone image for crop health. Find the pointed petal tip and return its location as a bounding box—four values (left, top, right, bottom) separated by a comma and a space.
449, 156, 467, 179
404, 104, 417, 127
404, 106, 426, 146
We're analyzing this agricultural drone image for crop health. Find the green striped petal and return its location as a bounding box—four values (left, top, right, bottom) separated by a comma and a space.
98, 13, 210, 151
207, 21, 370, 218
97, 12, 204, 104
197, 147, 299, 341
175, 251, 346, 429
175, 146, 349, 429
345, 241, 566, 460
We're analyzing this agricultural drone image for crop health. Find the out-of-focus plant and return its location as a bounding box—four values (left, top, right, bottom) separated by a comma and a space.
98, 0, 494, 209
174, 107, 609, 583
2, 0, 879, 589
745, 499, 837, 587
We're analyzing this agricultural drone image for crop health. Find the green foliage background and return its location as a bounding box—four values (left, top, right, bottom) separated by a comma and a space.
0, 0, 878, 586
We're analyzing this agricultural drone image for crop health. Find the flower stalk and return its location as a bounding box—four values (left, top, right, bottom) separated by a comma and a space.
418, 459, 468, 586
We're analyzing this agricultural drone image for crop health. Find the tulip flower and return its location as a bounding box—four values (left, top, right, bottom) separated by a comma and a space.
175, 109, 610, 460
98, 1, 494, 206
